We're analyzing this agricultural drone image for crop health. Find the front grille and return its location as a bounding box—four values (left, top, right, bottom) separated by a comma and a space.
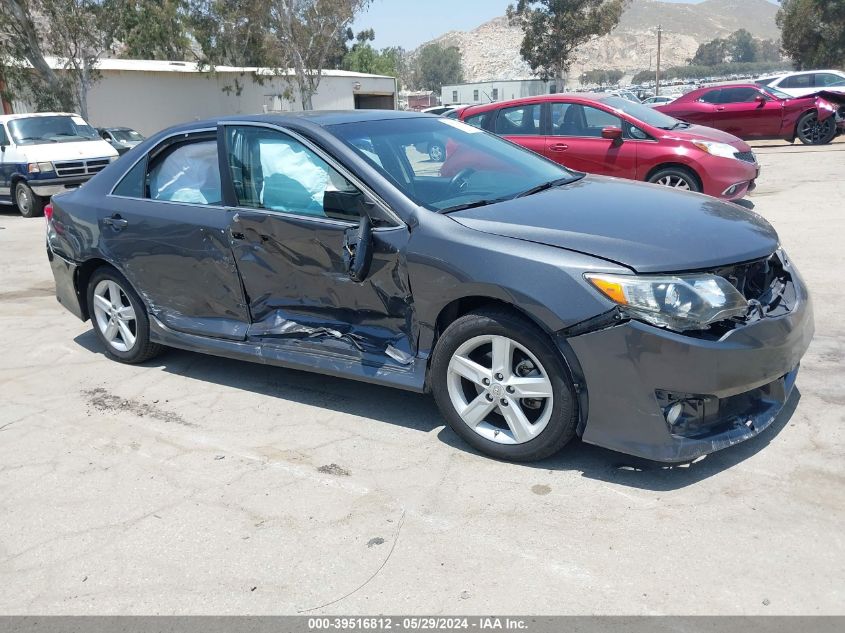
733, 151, 757, 164
54, 157, 111, 178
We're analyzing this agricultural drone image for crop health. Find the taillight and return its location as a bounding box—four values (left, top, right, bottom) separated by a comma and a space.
44, 203, 53, 223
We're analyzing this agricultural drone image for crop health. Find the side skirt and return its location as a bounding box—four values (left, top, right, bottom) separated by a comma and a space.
148, 316, 428, 393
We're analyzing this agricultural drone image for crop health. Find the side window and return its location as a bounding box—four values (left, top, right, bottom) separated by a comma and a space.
147, 140, 221, 205
699, 90, 721, 104
0, 124, 9, 146
550, 103, 575, 136
464, 113, 487, 128
473, 90, 479, 101
494, 104, 543, 136
452, 90, 458, 102
113, 158, 147, 198
815, 73, 842, 87
719, 87, 763, 103
226, 126, 363, 222
781, 74, 813, 89
582, 106, 622, 134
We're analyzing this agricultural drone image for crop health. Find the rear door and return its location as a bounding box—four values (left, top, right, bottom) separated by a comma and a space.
222, 123, 416, 361
544, 102, 637, 177
490, 102, 548, 157
101, 129, 251, 339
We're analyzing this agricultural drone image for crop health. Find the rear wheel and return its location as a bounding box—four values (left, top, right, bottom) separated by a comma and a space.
647, 167, 701, 192
86, 267, 163, 364
796, 111, 836, 145
431, 307, 578, 462
14, 182, 46, 218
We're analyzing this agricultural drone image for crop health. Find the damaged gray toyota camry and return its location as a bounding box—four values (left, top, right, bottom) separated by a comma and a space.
46, 111, 814, 463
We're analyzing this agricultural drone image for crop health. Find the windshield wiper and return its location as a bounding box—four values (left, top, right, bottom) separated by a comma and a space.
516, 175, 581, 198
20, 136, 57, 143
438, 198, 503, 214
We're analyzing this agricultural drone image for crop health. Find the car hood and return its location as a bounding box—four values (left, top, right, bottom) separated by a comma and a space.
448, 176, 779, 273
22, 139, 118, 162
666, 124, 751, 150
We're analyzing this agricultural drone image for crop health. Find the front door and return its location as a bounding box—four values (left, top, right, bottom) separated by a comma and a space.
715, 87, 783, 138
99, 130, 251, 339
221, 124, 415, 362
545, 102, 638, 177
0, 124, 18, 204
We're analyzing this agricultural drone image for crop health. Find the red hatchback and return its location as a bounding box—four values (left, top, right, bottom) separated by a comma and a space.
457, 93, 759, 201
656, 83, 845, 145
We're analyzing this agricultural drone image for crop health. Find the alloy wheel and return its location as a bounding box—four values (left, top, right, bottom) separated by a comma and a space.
16, 186, 32, 216
799, 114, 834, 144
655, 174, 691, 190
92, 279, 137, 352
446, 334, 554, 445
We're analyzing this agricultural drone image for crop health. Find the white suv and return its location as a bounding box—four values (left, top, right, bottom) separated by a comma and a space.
756, 70, 845, 98
0, 112, 119, 217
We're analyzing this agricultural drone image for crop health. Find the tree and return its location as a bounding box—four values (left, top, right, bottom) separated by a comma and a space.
269, 0, 371, 110
728, 28, 758, 63
413, 43, 463, 92
0, 0, 112, 117
106, 0, 190, 60
507, 0, 629, 80
758, 39, 782, 63
632, 69, 655, 84
342, 29, 402, 78
189, 0, 274, 68
778, 0, 845, 69
692, 38, 728, 66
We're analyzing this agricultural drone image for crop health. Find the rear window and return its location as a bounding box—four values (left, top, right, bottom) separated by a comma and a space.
494, 104, 543, 136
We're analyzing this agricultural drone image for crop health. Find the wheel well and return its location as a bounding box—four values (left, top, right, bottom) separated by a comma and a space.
645, 163, 702, 190
434, 296, 549, 340
75, 258, 116, 320
10, 174, 26, 190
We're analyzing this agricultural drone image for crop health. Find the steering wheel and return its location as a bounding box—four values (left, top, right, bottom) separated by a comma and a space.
448, 168, 476, 195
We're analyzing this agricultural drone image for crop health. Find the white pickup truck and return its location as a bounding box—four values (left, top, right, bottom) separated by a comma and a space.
0, 112, 119, 217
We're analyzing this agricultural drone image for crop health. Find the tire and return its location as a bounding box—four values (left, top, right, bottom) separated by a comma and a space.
428, 142, 445, 162
430, 307, 578, 462
86, 267, 163, 364
796, 111, 836, 145
14, 181, 46, 218
647, 167, 701, 193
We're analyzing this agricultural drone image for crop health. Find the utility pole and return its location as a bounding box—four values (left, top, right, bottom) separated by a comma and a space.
656, 24, 663, 96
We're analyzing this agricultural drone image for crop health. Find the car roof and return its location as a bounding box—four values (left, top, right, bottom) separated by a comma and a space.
462, 92, 616, 116
0, 112, 81, 122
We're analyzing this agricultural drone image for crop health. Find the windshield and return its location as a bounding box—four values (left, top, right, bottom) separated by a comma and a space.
762, 86, 793, 100
755, 77, 779, 86
599, 96, 684, 130
111, 129, 144, 142
329, 117, 578, 212
9, 115, 99, 145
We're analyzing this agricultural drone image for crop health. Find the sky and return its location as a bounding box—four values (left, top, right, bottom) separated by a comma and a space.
353, 0, 779, 50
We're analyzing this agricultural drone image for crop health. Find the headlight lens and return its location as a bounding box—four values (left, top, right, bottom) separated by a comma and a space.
691, 140, 739, 159
585, 273, 750, 331
27, 162, 54, 173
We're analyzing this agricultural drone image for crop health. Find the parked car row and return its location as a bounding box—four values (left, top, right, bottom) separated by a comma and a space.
455, 93, 760, 201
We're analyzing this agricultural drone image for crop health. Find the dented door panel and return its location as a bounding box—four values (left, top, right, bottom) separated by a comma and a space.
230, 210, 416, 362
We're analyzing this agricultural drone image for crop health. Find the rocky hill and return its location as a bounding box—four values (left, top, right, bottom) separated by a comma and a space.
420, 0, 780, 84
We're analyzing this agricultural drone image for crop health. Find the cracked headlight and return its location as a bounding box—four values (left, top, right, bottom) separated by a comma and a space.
585, 273, 750, 331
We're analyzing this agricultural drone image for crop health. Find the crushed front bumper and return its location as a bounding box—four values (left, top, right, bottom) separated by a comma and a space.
564, 271, 814, 462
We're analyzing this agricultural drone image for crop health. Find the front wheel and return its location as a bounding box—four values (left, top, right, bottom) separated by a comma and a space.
86, 267, 163, 364
647, 167, 701, 192
796, 111, 836, 145
14, 182, 46, 218
431, 307, 578, 462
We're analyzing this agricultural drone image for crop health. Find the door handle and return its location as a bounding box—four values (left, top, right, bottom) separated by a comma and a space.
548, 143, 569, 152
103, 214, 128, 229
716, 106, 726, 111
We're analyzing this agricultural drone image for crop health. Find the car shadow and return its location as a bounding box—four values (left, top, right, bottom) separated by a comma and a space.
732, 198, 755, 210
74, 330, 800, 491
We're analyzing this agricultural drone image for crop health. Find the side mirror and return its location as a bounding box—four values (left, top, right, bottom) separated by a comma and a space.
601, 126, 624, 144
343, 213, 374, 282
755, 94, 767, 106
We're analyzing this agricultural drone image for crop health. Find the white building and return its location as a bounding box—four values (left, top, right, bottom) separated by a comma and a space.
9, 58, 398, 136
441, 79, 562, 106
